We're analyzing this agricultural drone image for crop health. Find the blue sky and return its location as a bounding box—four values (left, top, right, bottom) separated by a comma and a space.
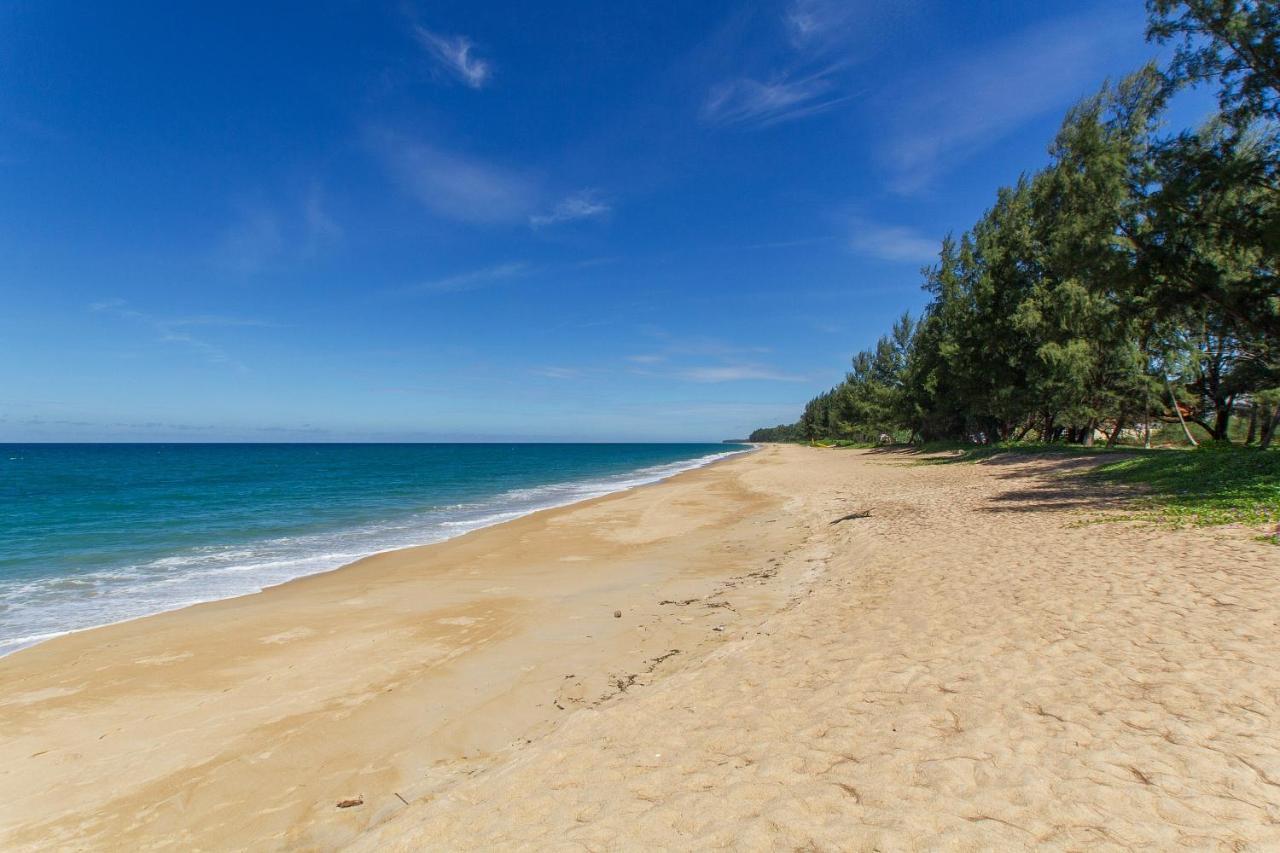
1, 1, 1215, 441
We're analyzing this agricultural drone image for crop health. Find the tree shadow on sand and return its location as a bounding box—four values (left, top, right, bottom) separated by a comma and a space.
861, 445, 1138, 515
863, 444, 1279, 525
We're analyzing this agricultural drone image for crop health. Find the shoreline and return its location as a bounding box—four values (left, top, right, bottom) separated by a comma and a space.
0, 444, 754, 660
0, 444, 793, 849
5, 445, 1276, 850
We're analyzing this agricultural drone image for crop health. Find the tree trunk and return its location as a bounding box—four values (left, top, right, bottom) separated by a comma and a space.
1261, 403, 1280, 450
1167, 377, 1199, 447
1246, 403, 1259, 445
1107, 411, 1127, 448
1212, 397, 1234, 442
1144, 392, 1152, 449
1083, 419, 1096, 447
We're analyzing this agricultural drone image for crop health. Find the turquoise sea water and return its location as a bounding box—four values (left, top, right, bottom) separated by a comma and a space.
0, 443, 747, 656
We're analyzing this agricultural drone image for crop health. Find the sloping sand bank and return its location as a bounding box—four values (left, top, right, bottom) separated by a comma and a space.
0, 447, 806, 850
360, 446, 1280, 851
3, 445, 1278, 850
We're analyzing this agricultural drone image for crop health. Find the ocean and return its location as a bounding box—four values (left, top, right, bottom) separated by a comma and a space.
0, 442, 748, 656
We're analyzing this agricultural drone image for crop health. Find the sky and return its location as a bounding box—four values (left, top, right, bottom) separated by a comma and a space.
0, 1, 1217, 442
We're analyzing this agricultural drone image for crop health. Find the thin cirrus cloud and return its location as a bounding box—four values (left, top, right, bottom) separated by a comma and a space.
701, 0, 910, 131
784, 0, 917, 53
405, 261, 531, 294
879, 6, 1144, 192
701, 68, 846, 129
530, 366, 588, 380
529, 190, 611, 228
413, 26, 492, 89
302, 185, 342, 258
218, 205, 282, 274
218, 189, 341, 273
371, 130, 536, 225
784, 0, 862, 50
89, 300, 271, 370
371, 132, 613, 230
849, 221, 939, 264
679, 364, 809, 383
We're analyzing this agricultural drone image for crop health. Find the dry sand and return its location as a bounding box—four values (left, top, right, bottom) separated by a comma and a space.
3, 445, 1279, 850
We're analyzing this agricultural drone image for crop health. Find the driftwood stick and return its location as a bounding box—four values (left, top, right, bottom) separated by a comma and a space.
830, 511, 871, 524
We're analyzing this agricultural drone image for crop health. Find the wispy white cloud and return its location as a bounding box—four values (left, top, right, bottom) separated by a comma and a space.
405, 261, 530, 294
702, 68, 846, 128
849, 221, 939, 264
370, 130, 536, 225
302, 184, 342, 258
530, 189, 611, 228
623, 333, 800, 383
701, 1, 915, 131
634, 329, 772, 357
530, 366, 587, 380
413, 27, 492, 89
219, 205, 284, 274
679, 364, 809, 383
784, 0, 859, 50
783, 0, 918, 54
217, 188, 341, 273
153, 327, 242, 368
90, 300, 269, 370
570, 256, 619, 269
880, 7, 1142, 192
89, 298, 141, 318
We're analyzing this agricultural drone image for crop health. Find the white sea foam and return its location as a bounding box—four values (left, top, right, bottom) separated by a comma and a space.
0, 447, 751, 657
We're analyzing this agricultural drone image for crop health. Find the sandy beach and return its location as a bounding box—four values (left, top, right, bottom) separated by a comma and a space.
2, 445, 1278, 850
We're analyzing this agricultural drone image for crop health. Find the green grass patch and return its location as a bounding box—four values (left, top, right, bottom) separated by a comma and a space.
1088, 446, 1280, 528
906, 439, 1136, 463
906, 441, 1280, 529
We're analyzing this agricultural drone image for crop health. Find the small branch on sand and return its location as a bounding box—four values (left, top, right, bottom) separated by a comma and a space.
336, 797, 364, 809
830, 511, 871, 524
650, 648, 681, 666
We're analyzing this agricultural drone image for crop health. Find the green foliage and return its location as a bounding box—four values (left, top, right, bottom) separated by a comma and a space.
1146, 0, 1280, 126
752, 10, 1280, 525
748, 423, 805, 442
